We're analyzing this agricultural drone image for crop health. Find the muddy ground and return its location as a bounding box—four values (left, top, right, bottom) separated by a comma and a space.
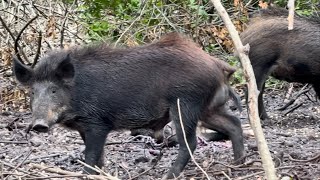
0, 81, 319, 180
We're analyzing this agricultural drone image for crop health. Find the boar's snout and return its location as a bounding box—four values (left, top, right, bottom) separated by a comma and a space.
32, 119, 49, 133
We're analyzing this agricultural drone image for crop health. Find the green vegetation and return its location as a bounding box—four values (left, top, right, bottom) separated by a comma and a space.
63, 0, 319, 86
274, 0, 319, 16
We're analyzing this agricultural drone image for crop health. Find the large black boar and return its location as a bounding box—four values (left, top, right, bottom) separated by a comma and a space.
13, 33, 244, 179
240, 7, 320, 119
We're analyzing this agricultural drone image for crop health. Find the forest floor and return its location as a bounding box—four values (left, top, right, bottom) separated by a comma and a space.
1, 81, 319, 180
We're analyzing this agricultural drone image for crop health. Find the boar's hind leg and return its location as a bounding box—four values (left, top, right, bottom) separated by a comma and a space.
163, 102, 198, 179
253, 66, 270, 120
201, 109, 245, 164
82, 125, 110, 174
313, 84, 320, 99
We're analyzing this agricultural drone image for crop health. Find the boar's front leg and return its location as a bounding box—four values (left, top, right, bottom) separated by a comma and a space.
163, 102, 198, 179
82, 124, 110, 174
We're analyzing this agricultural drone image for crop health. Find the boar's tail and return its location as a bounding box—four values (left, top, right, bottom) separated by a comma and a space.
211, 57, 236, 79
229, 87, 242, 112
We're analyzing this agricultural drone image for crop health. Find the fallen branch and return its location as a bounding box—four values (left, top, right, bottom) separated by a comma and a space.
277, 84, 311, 111
25, 174, 89, 179
288, 153, 320, 163
2, 161, 34, 175
0, 140, 29, 144
283, 103, 303, 116
12, 149, 33, 171
221, 171, 231, 180
283, 83, 294, 104
210, 0, 277, 179
236, 165, 296, 180
22, 153, 61, 165
30, 163, 119, 180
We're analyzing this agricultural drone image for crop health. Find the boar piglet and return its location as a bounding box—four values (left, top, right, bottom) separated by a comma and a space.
13, 32, 244, 179
241, 7, 320, 120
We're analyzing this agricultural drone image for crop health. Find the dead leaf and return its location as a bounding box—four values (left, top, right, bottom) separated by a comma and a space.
234, 0, 240, 7
46, 16, 56, 38
258, 1, 268, 9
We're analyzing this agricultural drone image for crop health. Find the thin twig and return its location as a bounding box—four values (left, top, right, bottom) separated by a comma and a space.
30, 163, 118, 180
114, 1, 148, 47
288, 153, 320, 163
31, 31, 42, 68
14, 15, 39, 64
0, 14, 28, 63
283, 103, 303, 115
22, 153, 61, 164
2, 161, 37, 178
12, 149, 33, 171
25, 175, 87, 179
277, 84, 311, 111
236, 170, 265, 180
1, 161, 3, 180
0, 140, 28, 144
177, 98, 210, 179
221, 171, 232, 180
154, 5, 178, 32
76, 160, 118, 180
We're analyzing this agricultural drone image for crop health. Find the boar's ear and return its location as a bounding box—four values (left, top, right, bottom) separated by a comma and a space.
13, 56, 33, 86
56, 54, 75, 82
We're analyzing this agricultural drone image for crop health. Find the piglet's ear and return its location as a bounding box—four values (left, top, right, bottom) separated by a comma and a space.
13, 56, 33, 86
56, 54, 75, 82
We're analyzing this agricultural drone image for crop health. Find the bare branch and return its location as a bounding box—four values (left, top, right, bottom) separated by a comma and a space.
0, 15, 16, 41
287, 0, 295, 30
0, 14, 28, 64
14, 15, 39, 64
210, 0, 278, 179
60, 3, 69, 48
277, 84, 312, 111
31, 31, 42, 68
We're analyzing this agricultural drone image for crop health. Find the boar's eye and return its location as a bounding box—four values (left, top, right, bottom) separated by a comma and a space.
52, 90, 56, 94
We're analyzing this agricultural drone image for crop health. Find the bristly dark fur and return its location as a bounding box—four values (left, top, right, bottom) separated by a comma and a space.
250, 6, 320, 24
241, 6, 320, 120
13, 32, 244, 178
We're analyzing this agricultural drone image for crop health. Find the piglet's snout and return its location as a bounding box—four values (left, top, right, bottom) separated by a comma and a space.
32, 119, 49, 133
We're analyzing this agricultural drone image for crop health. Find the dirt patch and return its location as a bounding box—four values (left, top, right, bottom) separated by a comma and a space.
1, 83, 319, 179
